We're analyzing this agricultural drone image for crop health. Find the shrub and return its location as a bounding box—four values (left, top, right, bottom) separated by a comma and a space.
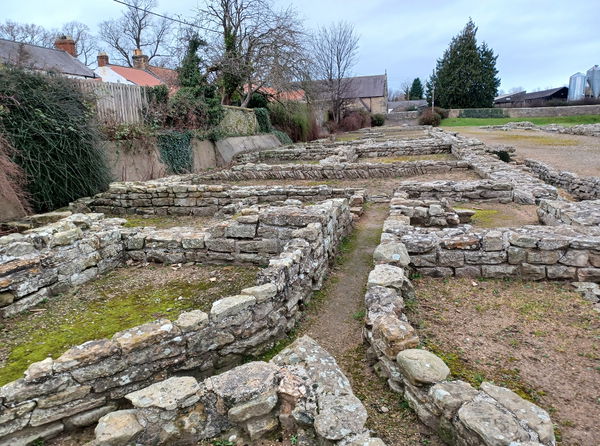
0, 68, 110, 212
433, 107, 450, 119
458, 108, 506, 118
268, 101, 318, 142
247, 92, 269, 109
371, 113, 386, 126
418, 109, 442, 126
253, 108, 273, 133
272, 129, 293, 145
339, 110, 371, 132
165, 86, 224, 130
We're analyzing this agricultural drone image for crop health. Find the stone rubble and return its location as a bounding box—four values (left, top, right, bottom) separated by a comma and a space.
85, 336, 383, 445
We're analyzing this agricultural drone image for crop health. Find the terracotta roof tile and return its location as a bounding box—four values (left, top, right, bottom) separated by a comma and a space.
107, 64, 162, 87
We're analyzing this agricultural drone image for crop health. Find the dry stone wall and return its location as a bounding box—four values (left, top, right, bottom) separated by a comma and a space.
233, 139, 451, 164
397, 180, 513, 203
76, 181, 364, 217
538, 199, 600, 227
196, 160, 470, 182
88, 336, 383, 446
383, 192, 600, 282
0, 213, 126, 318
362, 206, 556, 446
433, 130, 558, 204
524, 159, 600, 200
0, 199, 356, 444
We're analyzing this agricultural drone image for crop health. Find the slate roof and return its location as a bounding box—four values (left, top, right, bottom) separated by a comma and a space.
0, 38, 96, 78
341, 74, 387, 99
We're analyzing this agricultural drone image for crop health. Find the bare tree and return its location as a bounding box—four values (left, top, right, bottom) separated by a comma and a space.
309, 21, 359, 124
198, 0, 308, 106
0, 20, 54, 47
400, 79, 412, 100
388, 88, 403, 101
99, 0, 174, 67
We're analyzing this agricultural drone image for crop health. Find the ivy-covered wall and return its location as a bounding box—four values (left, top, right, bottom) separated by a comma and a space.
219, 106, 259, 136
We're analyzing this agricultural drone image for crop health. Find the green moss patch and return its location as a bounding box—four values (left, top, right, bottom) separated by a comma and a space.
0, 263, 258, 386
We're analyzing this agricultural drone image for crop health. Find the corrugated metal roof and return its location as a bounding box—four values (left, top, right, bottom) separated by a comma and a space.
0, 38, 96, 78
522, 87, 567, 101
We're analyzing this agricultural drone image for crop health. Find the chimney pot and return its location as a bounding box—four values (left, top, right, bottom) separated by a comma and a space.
97, 52, 109, 67
132, 48, 149, 70
54, 36, 76, 57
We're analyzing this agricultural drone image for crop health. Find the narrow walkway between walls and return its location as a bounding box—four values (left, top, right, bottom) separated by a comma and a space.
297, 204, 444, 445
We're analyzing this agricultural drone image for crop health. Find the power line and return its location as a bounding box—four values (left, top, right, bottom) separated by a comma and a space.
111, 0, 218, 34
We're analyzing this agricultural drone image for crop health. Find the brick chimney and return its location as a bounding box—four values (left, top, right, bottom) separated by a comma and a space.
132, 48, 149, 70
54, 35, 76, 57
97, 52, 109, 67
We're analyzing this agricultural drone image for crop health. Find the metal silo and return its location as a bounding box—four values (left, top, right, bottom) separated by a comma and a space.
568, 72, 587, 101
587, 65, 600, 98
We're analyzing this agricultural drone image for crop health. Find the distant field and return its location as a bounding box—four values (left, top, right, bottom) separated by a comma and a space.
440, 114, 600, 127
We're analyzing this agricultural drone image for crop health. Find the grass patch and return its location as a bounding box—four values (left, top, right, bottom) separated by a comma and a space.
486, 134, 579, 146
121, 215, 217, 229
441, 114, 600, 127
0, 264, 257, 386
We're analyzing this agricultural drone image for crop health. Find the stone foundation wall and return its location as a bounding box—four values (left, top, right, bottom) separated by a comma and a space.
538, 199, 600, 227
233, 139, 451, 164
394, 224, 600, 283
87, 336, 382, 446
77, 182, 364, 217
434, 130, 558, 204
361, 207, 555, 446
524, 159, 600, 200
196, 160, 470, 182
0, 214, 126, 318
0, 199, 356, 444
448, 104, 600, 118
397, 180, 513, 203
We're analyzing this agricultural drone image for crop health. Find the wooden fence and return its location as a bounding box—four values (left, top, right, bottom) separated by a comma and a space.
74, 80, 148, 123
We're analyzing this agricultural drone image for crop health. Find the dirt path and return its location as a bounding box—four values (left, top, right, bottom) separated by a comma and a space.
297, 204, 443, 445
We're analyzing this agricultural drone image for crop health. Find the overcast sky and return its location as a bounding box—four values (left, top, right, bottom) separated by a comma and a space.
3, 0, 600, 92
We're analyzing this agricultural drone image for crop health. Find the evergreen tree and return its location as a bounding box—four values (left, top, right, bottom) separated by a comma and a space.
177, 35, 205, 88
427, 19, 500, 108
409, 78, 424, 100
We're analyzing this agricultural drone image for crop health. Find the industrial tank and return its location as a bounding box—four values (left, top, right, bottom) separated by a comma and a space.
587, 65, 600, 98
568, 72, 587, 101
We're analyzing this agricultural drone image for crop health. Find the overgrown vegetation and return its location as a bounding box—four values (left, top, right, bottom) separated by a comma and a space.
157, 130, 193, 174
268, 101, 319, 142
0, 68, 111, 213
253, 107, 273, 133
371, 113, 386, 127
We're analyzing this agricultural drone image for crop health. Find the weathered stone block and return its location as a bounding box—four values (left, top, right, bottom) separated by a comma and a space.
396, 349, 450, 386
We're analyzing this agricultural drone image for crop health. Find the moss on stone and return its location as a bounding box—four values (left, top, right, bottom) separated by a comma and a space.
0, 264, 258, 386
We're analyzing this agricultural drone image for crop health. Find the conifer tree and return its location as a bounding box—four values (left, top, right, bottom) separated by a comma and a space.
409, 78, 424, 100
426, 19, 500, 108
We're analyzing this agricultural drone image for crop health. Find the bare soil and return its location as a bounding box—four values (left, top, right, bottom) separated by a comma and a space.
449, 127, 600, 177
117, 214, 224, 229
295, 205, 443, 445
407, 277, 600, 446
